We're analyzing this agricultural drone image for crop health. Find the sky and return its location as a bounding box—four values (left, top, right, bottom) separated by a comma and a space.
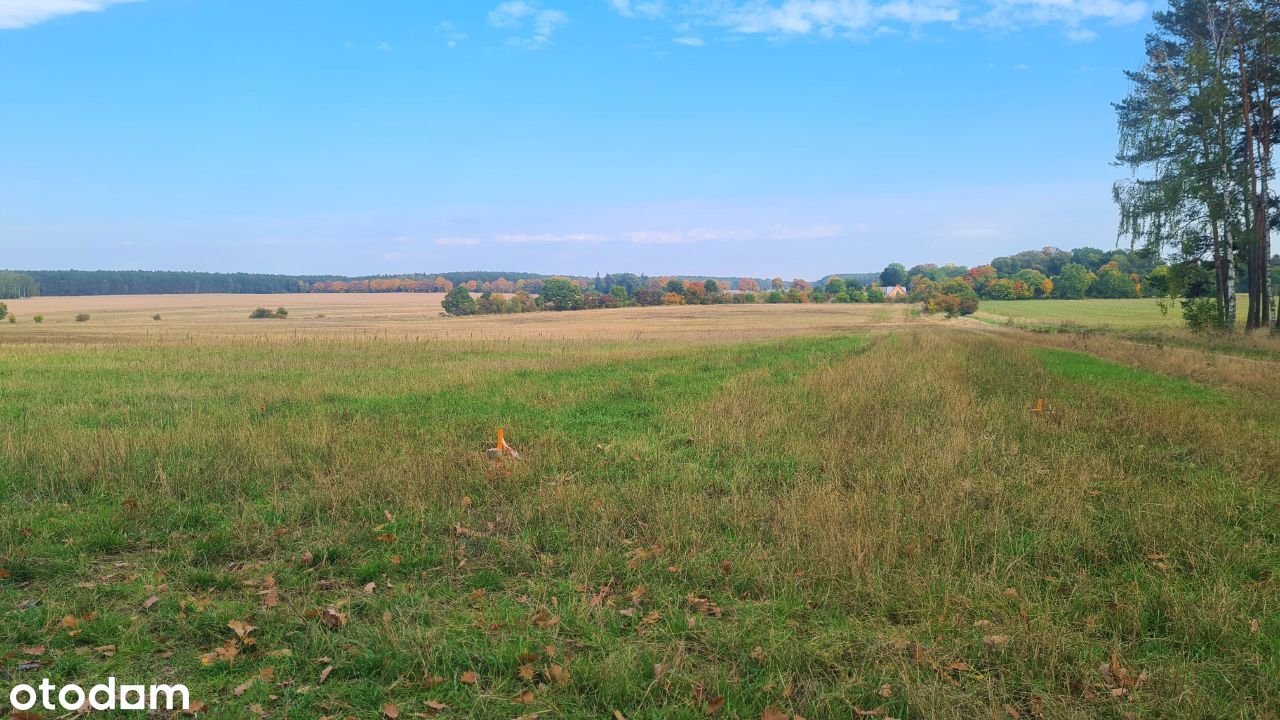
0, 0, 1161, 278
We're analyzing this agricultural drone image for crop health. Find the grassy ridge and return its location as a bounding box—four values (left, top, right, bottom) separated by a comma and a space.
1, 329, 1277, 718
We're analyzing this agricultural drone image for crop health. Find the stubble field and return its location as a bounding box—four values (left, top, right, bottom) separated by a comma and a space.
1, 296, 1276, 719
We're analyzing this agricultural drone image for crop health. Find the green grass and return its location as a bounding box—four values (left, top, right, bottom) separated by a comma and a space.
976, 298, 1191, 328
1, 329, 1277, 718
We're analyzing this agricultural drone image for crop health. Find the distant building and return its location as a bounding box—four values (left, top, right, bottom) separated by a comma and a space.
883, 284, 908, 300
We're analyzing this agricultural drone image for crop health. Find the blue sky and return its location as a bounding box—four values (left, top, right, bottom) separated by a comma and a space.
0, 0, 1158, 278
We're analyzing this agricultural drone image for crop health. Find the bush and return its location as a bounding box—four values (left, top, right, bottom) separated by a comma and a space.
442, 286, 478, 316
33, 315, 43, 323
1181, 297, 1225, 332
0, 302, 6, 320
7, 315, 13, 324
75, 314, 90, 322
153, 314, 162, 321
249, 307, 283, 319
274, 307, 288, 318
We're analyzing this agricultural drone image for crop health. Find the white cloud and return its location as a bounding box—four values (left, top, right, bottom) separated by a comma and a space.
488, 1, 568, 47
613, 0, 1144, 42
673, 35, 704, 45
0, 0, 140, 29
624, 228, 753, 244
704, 0, 960, 37
976, 0, 1146, 39
609, 0, 666, 18
436, 237, 482, 246
495, 232, 605, 243
376, 41, 395, 52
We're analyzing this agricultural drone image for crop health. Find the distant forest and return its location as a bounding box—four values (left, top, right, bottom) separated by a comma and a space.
5, 246, 1272, 300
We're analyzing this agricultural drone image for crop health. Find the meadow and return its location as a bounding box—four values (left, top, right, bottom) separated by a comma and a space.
1, 297, 1277, 719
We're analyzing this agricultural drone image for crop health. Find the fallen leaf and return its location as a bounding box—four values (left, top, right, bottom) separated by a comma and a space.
1250, 618, 1260, 634
705, 696, 726, 714
460, 671, 478, 685
300, 551, 315, 565
425, 700, 449, 711
382, 703, 400, 719
228, 619, 258, 641
320, 607, 348, 629
0, 568, 11, 579
720, 560, 732, 575
547, 663, 569, 686
761, 705, 787, 720
183, 700, 208, 715
233, 679, 254, 697
364, 582, 376, 595
22, 646, 45, 656
518, 664, 535, 681
143, 595, 160, 609
750, 646, 765, 662
1004, 704, 1020, 718
513, 690, 535, 704
1003, 588, 1018, 599
983, 635, 1009, 648
319, 665, 334, 684
879, 684, 892, 699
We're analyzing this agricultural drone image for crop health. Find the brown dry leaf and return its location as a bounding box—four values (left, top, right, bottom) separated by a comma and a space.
468, 589, 486, 602
382, 703, 400, 719
750, 646, 765, 662
459, 671, 478, 685
531, 610, 559, 627
0, 567, 11, 579
854, 708, 887, 717
95, 644, 117, 657
513, 690, 535, 704
228, 619, 258, 641
376, 533, 397, 544
319, 665, 334, 684
547, 663, 569, 686
720, 560, 732, 575
761, 705, 787, 720
705, 696, 726, 714
364, 582, 377, 595
1250, 618, 1260, 634
424, 674, 444, 687
390, 555, 402, 565
300, 551, 315, 565
946, 662, 970, 671
983, 635, 1009, 648
320, 607, 348, 629
183, 700, 208, 715
22, 646, 45, 656
879, 684, 892, 699
613, 711, 627, 720
143, 595, 160, 610
1004, 704, 1021, 719
233, 678, 254, 697
518, 664, 535, 681
1003, 588, 1018, 599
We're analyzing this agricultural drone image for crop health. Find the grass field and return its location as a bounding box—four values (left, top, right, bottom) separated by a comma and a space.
2, 298, 1277, 719
975, 298, 1190, 329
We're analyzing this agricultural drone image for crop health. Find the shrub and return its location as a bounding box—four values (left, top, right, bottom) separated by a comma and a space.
153, 314, 162, 321
249, 307, 277, 319
33, 314, 43, 323
1181, 297, 1225, 332
274, 307, 288, 318
7, 315, 13, 324
75, 314, 90, 322
442, 286, 478, 316
0, 302, 6, 320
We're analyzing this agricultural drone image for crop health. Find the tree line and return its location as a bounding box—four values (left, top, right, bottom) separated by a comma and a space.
1115, 0, 1277, 331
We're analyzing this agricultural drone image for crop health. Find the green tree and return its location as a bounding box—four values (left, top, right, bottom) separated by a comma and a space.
703, 279, 720, 294
824, 277, 846, 295
879, 263, 908, 287
442, 286, 478, 316
1051, 264, 1093, 299
540, 278, 585, 311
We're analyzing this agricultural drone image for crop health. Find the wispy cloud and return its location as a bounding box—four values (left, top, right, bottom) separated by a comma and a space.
673, 35, 705, 45
609, 0, 1145, 42
609, 0, 666, 18
0, 0, 141, 30
495, 232, 605, 243
436, 237, 482, 246
488, 1, 568, 48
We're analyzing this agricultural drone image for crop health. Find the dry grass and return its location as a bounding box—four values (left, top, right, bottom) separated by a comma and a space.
0, 301, 1276, 719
